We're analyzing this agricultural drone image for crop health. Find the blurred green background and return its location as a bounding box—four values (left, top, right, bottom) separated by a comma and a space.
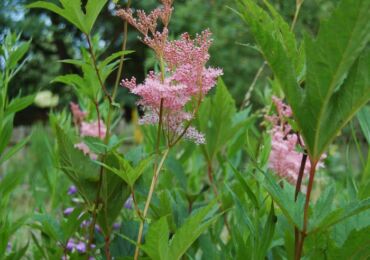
1, 0, 340, 124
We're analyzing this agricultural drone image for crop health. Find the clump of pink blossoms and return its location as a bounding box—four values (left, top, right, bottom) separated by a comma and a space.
117, 1, 222, 145
70, 102, 106, 160
266, 97, 324, 185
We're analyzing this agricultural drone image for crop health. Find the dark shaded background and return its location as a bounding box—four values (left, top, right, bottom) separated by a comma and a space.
1, 0, 339, 125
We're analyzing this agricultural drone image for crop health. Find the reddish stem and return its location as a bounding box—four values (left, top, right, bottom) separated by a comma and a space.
295, 160, 317, 260
294, 153, 307, 257
105, 235, 111, 260
206, 159, 232, 235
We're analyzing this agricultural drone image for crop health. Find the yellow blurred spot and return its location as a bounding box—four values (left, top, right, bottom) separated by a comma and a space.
132, 109, 143, 144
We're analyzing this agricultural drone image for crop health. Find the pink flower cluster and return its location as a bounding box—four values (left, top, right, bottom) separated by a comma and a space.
116, 0, 172, 56
70, 102, 106, 160
267, 97, 324, 185
118, 2, 222, 145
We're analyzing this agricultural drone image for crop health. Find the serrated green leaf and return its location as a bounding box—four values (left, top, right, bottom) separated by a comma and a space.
198, 79, 236, 159
32, 213, 64, 242
168, 201, 220, 259
7, 41, 30, 70
55, 124, 101, 205
225, 183, 255, 236
96, 153, 130, 234
4, 95, 34, 117
97, 153, 152, 187
0, 134, 31, 164
236, 0, 301, 111
99, 50, 134, 70
302, 0, 370, 159
310, 198, 370, 234
0, 115, 14, 156
262, 172, 304, 230
85, 0, 109, 34
257, 202, 276, 259
141, 217, 170, 260
329, 226, 370, 259
228, 162, 259, 209
27, 1, 85, 32
238, 0, 370, 161
357, 106, 370, 144
28, 0, 108, 34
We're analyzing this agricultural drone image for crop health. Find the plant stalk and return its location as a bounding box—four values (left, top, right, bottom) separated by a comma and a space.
207, 158, 232, 235
134, 148, 170, 260
294, 153, 307, 257
295, 160, 317, 260
112, 0, 131, 101
84, 33, 115, 259
85, 34, 112, 104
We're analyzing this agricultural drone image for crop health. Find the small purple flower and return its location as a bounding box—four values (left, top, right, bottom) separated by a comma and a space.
75, 241, 86, 253
95, 224, 101, 233
81, 220, 91, 228
124, 196, 133, 209
6, 242, 11, 253
68, 185, 78, 195
66, 239, 75, 251
113, 222, 121, 231
64, 207, 74, 216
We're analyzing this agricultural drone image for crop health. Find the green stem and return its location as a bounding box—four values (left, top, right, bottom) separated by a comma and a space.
85, 34, 112, 104
133, 148, 170, 260
206, 157, 232, 235
291, 0, 304, 31
133, 54, 167, 260
112, 0, 131, 101
84, 33, 115, 259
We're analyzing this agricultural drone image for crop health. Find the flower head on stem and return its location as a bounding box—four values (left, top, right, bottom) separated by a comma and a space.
266, 97, 325, 186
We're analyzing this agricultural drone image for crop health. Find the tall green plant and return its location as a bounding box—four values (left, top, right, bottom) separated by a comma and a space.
0, 32, 33, 259
237, 0, 370, 258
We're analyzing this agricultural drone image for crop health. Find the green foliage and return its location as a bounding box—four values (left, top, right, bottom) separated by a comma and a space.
27, 0, 108, 34
141, 201, 220, 260
0, 32, 33, 165
1, 0, 369, 259
97, 153, 152, 188
262, 172, 304, 229
238, 0, 370, 161
198, 79, 255, 160
329, 226, 370, 258
54, 124, 130, 234
357, 106, 370, 144
54, 47, 133, 102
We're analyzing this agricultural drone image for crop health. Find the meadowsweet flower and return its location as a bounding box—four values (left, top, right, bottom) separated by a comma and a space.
267, 97, 324, 185
118, 2, 222, 145
70, 104, 106, 159
80, 120, 106, 139
116, 0, 173, 56
74, 142, 98, 160
70, 102, 86, 126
